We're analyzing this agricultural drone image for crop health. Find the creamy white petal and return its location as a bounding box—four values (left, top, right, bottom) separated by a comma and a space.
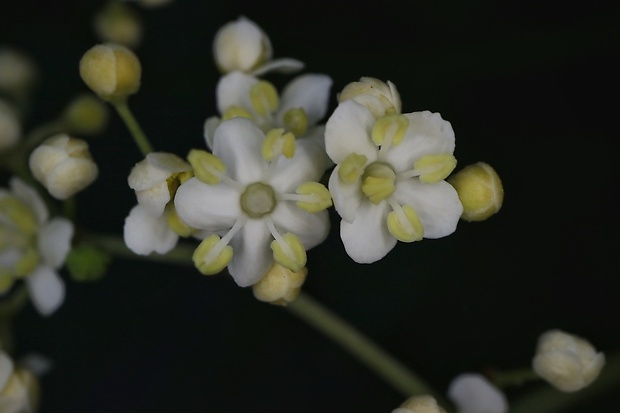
328, 164, 364, 223
128, 152, 188, 191
448, 373, 508, 413
394, 179, 462, 239
271, 202, 330, 250
213, 16, 270, 73
340, 200, 396, 263
303, 125, 334, 169
251, 58, 304, 76
215, 71, 257, 115
268, 139, 327, 193
37, 217, 73, 269
203, 116, 221, 150
212, 117, 268, 184
325, 100, 378, 164
174, 178, 240, 231
227, 219, 272, 287
135, 182, 170, 217
146, 152, 191, 172
0, 351, 13, 389
277, 74, 332, 125
385, 111, 455, 172
26, 265, 65, 316
9, 177, 48, 224
123, 205, 178, 255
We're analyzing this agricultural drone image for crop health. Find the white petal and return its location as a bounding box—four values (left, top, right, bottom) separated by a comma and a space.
212, 117, 268, 184
302, 125, 334, 169
340, 200, 396, 263
203, 116, 221, 150
215, 71, 256, 115
45, 157, 99, 200
146, 152, 191, 173
0, 351, 14, 389
325, 100, 378, 164
385, 111, 455, 172
271, 203, 330, 250
448, 373, 508, 413
123, 205, 178, 255
37, 217, 73, 269
277, 74, 332, 125
328, 164, 364, 223
9, 177, 48, 224
174, 178, 240, 231
213, 16, 270, 73
227, 219, 272, 287
128, 153, 185, 191
268, 139, 327, 193
394, 180, 462, 239
135, 182, 170, 217
26, 266, 65, 316
251, 58, 305, 76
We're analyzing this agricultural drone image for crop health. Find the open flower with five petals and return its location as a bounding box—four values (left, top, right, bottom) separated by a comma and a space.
325, 99, 463, 263
175, 117, 331, 287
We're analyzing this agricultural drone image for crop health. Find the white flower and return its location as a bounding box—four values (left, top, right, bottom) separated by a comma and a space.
447, 374, 508, 413
175, 117, 331, 287
212, 16, 303, 76
324, 99, 463, 263
392, 395, 446, 413
0, 99, 21, 152
123, 152, 193, 255
28, 134, 99, 200
0, 351, 40, 413
203, 71, 332, 157
0, 177, 72, 316
532, 329, 605, 392
337, 76, 402, 119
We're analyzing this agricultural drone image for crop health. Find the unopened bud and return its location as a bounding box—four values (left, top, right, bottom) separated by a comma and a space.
338, 77, 402, 118
213, 16, 272, 74
392, 395, 446, 413
448, 162, 504, 222
252, 263, 307, 306
0, 47, 38, 98
94, 1, 143, 48
29, 134, 99, 200
62, 93, 109, 136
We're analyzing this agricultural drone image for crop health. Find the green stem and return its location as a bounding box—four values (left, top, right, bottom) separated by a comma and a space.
488, 367, 541, 388
112, 100, 154, 156
286, 293, 451, 408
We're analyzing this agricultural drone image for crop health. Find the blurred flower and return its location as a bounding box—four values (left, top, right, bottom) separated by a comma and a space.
448, 162, 504, 222
213, 16, 303, 76
28, 134, 99, 200
0, 351, 40, 413
338, 76, 402, 119
0, 177, 72, 316
325, 98, 462, 263
61, 93, 110, 136
175, 117, 330, 287
0, 47, 38, 99
79, 43, 142, 102
132, 0, 175, 8
252, 263, 307, 305
532, 329, 605, 392
124, 152, 193, 255
94, 1, 143, 49
392, 395, 446, 413
0, 100, 21, 152
447, 373, 508, 413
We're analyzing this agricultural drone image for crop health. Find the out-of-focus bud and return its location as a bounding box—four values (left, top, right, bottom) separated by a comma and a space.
28, 134, 99, 200
448, 162, 504, 222
0, 99, 21, 151
94, 1, 143, 48
213, 16, 272, 74
532, 329, 605, 392
79, 43, 141, 102
338, 77, 402, 118
447, 373, 508, 413
0, 351, 40, 413
137, 0, 175, 8
62, 94, 109, 136
0, 47, 38, 98
392, 395, 446, 413
252, 263, 307, 306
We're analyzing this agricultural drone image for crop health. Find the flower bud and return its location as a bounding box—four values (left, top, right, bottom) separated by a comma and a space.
252, 263, 307, 306
79, 43, 141, 101
448, 162, 504, 222
0, 47, 38, 98
213, 16, 272, 74
532, 329, 605, 392
338, 77, 402, 118
392, 395, 446, 413
137, 0, 175, 7
0, 99, 21, 151
0, 352, 40, 413
28, 134, 99, 200
94, 1, 143, 48
62, 93, 109, 136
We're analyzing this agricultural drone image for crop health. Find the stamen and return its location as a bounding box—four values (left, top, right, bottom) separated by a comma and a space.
165, 204, 195, 237
338, 153, 368, 184
0, 197, 38, 236
265, 218, 306, 272
262, 128, 296, 162
361, 162, 396, 204
290, 182, 332, 213
386, 198, 424, 242
413, 153, 457, 183
283, 108, 308, 137
250, 80, 279, 117
222, 105, 253, 121
372, 114, 408, 157
187, 149, 227, 185
192, 216, 246, 275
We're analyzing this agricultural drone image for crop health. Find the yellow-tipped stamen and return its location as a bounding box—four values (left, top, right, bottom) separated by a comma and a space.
291, 182, 332, 213
361, 162, 396, 204
265, 218, 306, 272
262, 128, 296, 162
249, 80, 279, 117
187, 149, 227, 185
165, 204, 196, 238
371, 114, 408, 154
222, 105, 253, 121
0, 197, 38, 236
192, 216, 246, 275
283, 108, 308, 137
410, 154, 457, 183
386, 200, 424, 242
338, 153, 368, 184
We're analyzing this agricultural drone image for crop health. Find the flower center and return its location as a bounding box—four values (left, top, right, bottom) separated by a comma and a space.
361, 162, 396, 204
240, 182, 277, 218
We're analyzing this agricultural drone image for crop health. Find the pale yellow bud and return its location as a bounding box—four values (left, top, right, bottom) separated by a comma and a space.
79, 43, 141, 101
29, 134, 99, 200
532, 329, 605, 392
252, 263, 307, 306
213, 16, 272, 74
62, 93, 109, 136
0, 47, 38, 97
137, 0, 175, 8
0, 99, 21, 151
392, 395, 447, 413
338, 77, 402, 118
94, 1, 143, 48
448, 162, 504, 222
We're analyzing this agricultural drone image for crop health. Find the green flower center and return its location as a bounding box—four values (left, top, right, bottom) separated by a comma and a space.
240, 182, 277, 218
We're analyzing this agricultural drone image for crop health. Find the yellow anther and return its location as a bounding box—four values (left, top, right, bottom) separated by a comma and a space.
14, 247, 39, 278
414, 153, 457, 184
270, 233, 306, 272
262, 128, 296, 162
361, 162, 396, 204
192, 234, 233, 275
387, 205, 424, 242
283, 108, 308, 137
295, 182, 332, 213
249, 80, 279, 117
165, 204, 195, 238
371, 114, 408, 147
222, 105, 253, 121
166, 170, 194, 198
0, 197, 38, 236
338, 153, 368, 184
187, 149, 226, 185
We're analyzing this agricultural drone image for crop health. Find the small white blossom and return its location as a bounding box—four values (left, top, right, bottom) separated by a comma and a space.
0, 177, 72, 316
175, 117, 330, 287
325, 96, 463, 263
447, 374, 508, 413
338, 76, 402, 119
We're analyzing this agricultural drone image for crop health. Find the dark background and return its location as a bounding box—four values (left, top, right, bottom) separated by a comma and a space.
1, 0, 619, 412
